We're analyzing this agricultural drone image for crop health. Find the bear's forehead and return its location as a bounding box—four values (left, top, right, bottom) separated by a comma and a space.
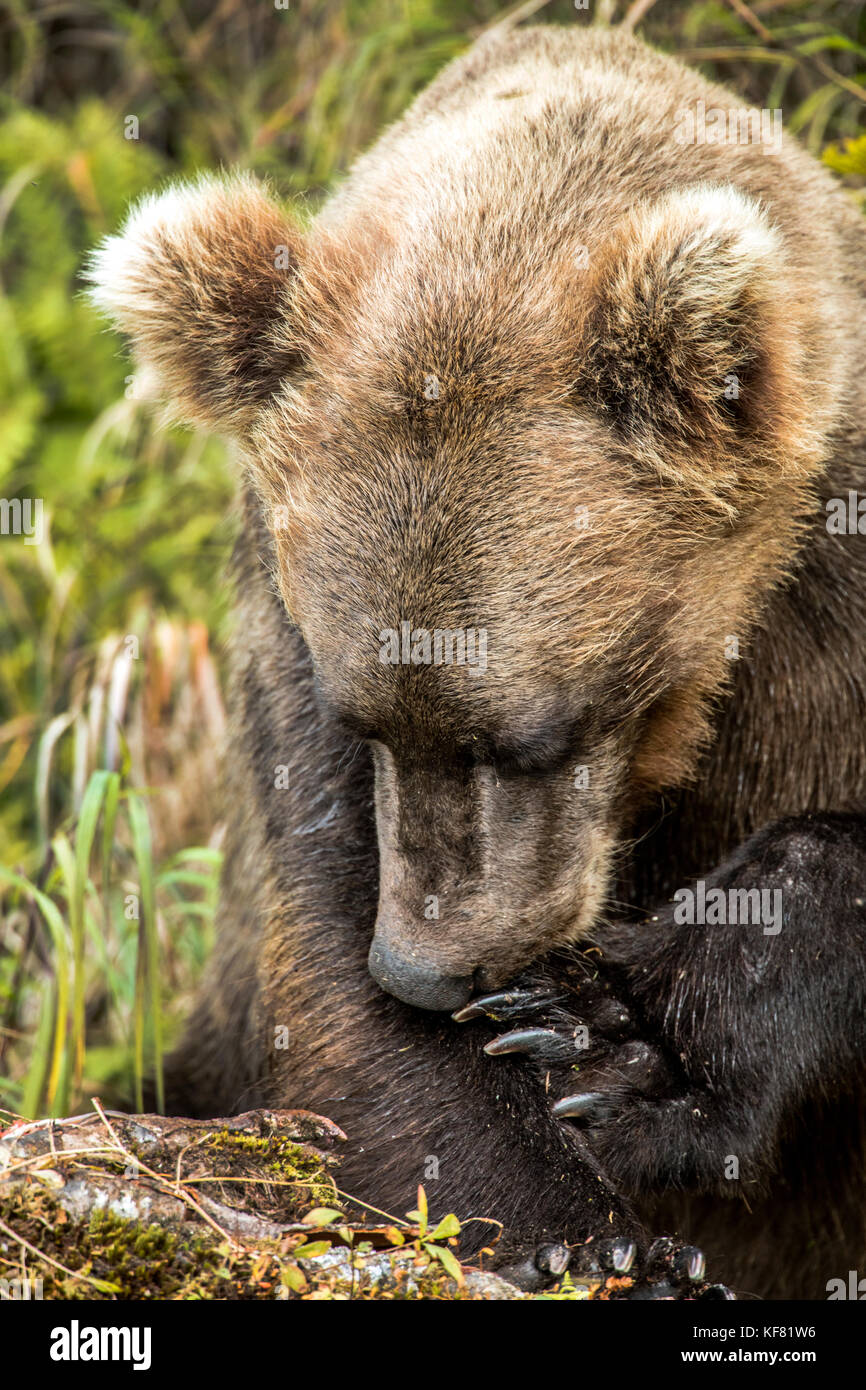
287, 209, 585, 418
273, 472, 662, 756
261, 391, 675, 712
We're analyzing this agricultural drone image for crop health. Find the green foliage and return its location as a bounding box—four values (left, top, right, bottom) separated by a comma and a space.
643, 0, 866, 154
823, 133, 866, 206
0, 770, 219, 1117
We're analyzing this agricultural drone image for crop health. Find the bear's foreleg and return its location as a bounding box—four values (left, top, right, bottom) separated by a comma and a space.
472, 812, 866, 1198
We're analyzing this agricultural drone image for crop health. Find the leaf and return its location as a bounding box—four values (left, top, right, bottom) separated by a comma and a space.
251, 1251, 274, 1280
425, 1243, 464, 1287
280, 1263, 307, 1293
796, 35, 866, 60
68, 771, 112, 1088
101, 770, 121, 901
20, 982, 54, 1121
35, 710, 76, 850
823, 134, 866, 178
156, 869, 219, 890
301, 1207, 344, 1225
430, 1213, 461, 1241
412, 1183, 428, 1237
51, 828, 88, 1096
32, 1167, 65, 1189
292, 1241, 331, 1259
75, 770, 110, 893
89, 1278, 123, 1295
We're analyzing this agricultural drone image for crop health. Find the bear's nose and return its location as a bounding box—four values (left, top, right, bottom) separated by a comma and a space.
367, 938, 474, 1012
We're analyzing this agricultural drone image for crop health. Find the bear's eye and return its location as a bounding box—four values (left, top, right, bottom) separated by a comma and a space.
487, 723, 578, 776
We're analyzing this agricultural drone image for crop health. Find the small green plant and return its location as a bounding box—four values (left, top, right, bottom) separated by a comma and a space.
405, 1184, 464, 1286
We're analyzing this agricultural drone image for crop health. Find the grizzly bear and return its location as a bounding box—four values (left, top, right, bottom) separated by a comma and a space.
88, 23, 866, 1299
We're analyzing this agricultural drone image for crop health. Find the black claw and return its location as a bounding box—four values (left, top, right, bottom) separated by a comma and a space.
501, 1232, 727, 1301
671, 1245, 706, 1284
497, 1242, 570, 1292
452, 989, 539, 1022
484, 1027, 575, 1060
535, 1243, 571, 1278
552, 1091, 616, 1123
484, 1028, 557, 1055
595, 1237, 637, 1274
699, 1283, 736, 1301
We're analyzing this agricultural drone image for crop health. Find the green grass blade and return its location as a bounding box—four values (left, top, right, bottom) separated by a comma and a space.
20, 982, 55, 1120
101, 771, 121, 898
127, 791, 164, 1112
0, 867, 70, 1114
50, 833, 82, 1097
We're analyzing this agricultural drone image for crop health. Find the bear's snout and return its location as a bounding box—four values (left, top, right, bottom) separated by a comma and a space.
367, 935, 474, 1012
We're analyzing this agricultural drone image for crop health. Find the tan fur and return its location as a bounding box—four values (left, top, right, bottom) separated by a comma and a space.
88, 172, 304, 433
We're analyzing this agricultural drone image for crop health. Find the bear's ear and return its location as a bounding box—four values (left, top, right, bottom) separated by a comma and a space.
86, 173, 303, 433
575, 184, 817, 512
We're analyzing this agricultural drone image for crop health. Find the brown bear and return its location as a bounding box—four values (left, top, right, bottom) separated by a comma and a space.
88, 23, 866, 1299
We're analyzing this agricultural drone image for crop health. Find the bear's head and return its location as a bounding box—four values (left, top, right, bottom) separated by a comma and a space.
89, 173, 833, 1010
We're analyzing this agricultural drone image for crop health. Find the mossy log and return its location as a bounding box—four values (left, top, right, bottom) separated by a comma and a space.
0, 1106, 535, 1300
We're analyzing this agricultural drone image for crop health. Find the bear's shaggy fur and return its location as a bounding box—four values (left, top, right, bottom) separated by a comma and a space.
89, 24, 866, 1297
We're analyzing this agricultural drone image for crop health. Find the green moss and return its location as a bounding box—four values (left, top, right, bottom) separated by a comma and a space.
0, 1189, 228, 1300
0, 1185, 497, 1300
202, 1129, 339, 1216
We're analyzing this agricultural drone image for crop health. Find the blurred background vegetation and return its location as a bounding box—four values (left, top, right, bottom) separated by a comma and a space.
0, 0, 864, 1122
